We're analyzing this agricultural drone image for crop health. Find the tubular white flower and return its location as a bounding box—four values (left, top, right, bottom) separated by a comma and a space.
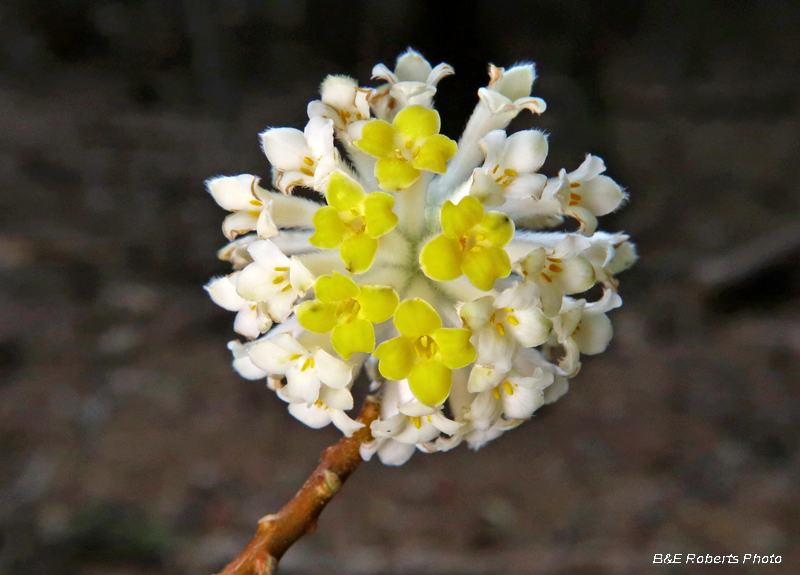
468, 129, 549, 206
370, 49, 454, 122
261, 116, 339, 194
542, 155, 627, 236
205, 50, 636, 458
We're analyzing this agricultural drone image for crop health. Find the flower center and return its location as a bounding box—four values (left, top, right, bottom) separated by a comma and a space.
414, 334, 438, 359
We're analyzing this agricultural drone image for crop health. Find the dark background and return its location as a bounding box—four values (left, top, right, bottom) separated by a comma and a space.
1, 1, 799, 573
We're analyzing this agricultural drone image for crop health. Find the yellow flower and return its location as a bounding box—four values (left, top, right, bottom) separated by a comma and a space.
355, 105, 457, 191
419, 196, 514, 291
373, 299, 476, 406
309, 170, 398, 273
296, 272, 399, 360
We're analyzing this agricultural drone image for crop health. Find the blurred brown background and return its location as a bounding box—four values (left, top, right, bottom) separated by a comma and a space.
1, 1, 799, 573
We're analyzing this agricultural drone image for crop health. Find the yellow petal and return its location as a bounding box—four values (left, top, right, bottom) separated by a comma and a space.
356, 285, 399, 324
296, 300, 338, 333
309, 206, 345, 248
331, 318, 375, 359
441, 196, 484, 239
393, 105, 440, 140
478, 211, 515, 247
433, 328, 477, 369
355, 119, 396, 159
340, 233, 378, 274
462, 246, 511, 291
314, 271, 359, 303
375, 158, 420, 191
413, 134, 457, 174
326, 170, 366, 212
363, 192, 398, 238
408, 358, 452, 406
374, 336, 416, 381
394, 298, 442, 338
419, 234, 463, 282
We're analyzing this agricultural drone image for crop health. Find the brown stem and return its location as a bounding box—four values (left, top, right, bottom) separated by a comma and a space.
214, 395, 382, 575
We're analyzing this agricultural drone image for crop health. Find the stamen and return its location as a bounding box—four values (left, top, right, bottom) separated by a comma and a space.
273, 266, 290, 272
495, 322, 505, 335
492, 164, 499, 174
412, 146, 420, 159
248, 210, 261, 217
506, 315, 519, 326
280, 284, 292, 292
499, 308, 514, 313
411, 416, 422, 429
570, 182, 581, 188
570, 192, 581, 200
303, 157, 315, 166
504, 168, 518, 177
493, 387, 501, 399
503, 381, 514, 395
541, 272, 553, 283
549, 264, 563, 273
546, 257, 562, 263
272, 276, 286, 284
289, 354, 303, 361
249, 200, 262, 206
300, 167, 314, 177
405, 140, 412, 149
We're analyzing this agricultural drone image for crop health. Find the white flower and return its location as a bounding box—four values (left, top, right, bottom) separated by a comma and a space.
515, 234, 596, 316
285, 386, 365, 437
459, 281, 552, 373
468, 129, 549, 206
206, 174, 278, 240
261, 116, 338, 194
552, 289, 622, 375
465, 367, 554, 431
370, 49, 453, 121
227, 340, 268, 380
307, 75, 371, 143
362, 380, 461, 465
234, 240, 314, 322
479, 64, 546, 121
582, 232, 638, 288
217, 235, 257, 270
205, 273, 272, 338
543, 155, 626, 236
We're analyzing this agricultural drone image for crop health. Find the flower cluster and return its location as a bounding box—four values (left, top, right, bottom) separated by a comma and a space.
206, 49, 636, 465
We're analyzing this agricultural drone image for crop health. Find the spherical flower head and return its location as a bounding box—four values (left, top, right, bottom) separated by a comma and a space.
355, 105, 457, 191
206, 49, 636, 463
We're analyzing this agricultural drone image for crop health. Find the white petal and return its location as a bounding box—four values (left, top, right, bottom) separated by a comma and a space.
503, 173, 547, 200
537, 281, 565, 317
261, 127, 310, 171
248, 239, 289, 267
313, 349, 352, 389
371, 414, 407, 438
304, 116, 334, 158
469, 170, 506, 207
479, 130, 507, 167
394, 49, 432, 82
227, 340, 268, 380
233, 306, 264, 339
502, 382, 544, 419
284, 363, 322, 404
206, 174, 260, 211
235, 262, 276, 303
570, 154, 606, 181
397, 401, 437, 417
330, 409, 364, 437
490, 64, 535, 101
495, 280, 538, 310
467, 391, 501, 431
426, 62, 454, 86
222, 211, 259, 240
318, 385, 354, 411
205, 275, 246, 312
393, 418, 440, 444
256, 205, 278, 239
544, 376, 569, 404
288, 256, 314, 294
467, 364, 505, 393
586, 288, 623, 314
247, 338, 296, 375
574, 313, 613, 355
319, 75, 359, 111
476, 327, 515, 372
459, 297, 494, 330
555, 256, 596, 295
503, 130, 548, 173
508, 307, 553, 348
580, 175, 625, 216
288, 402, 332, 429
377, 440, 416, 466
371, 63, 397, 84
429, 412, 463, 435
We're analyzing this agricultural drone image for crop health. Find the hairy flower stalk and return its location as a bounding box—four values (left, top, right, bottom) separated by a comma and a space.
208, 48, 636, 573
